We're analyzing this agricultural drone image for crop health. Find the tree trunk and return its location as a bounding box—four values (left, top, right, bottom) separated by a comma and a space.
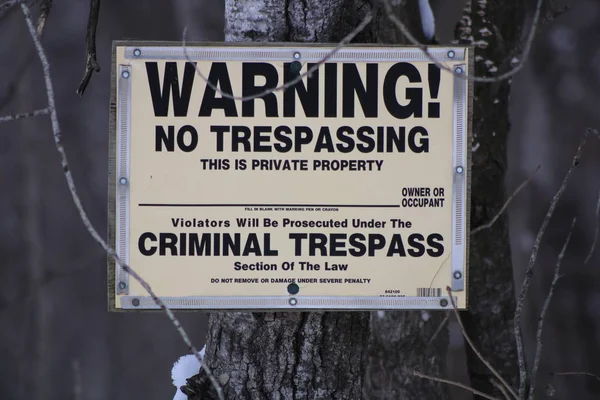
193, 1, 450, 399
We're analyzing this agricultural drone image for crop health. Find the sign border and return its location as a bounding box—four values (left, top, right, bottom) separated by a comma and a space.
107, 41, 473, 312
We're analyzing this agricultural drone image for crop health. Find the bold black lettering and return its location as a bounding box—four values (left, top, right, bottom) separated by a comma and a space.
407, 234, 425, 257
324, 63, 337, 117
284, 62, 318, 117
199, 62, 238, 117
386, 235, 407, 256
349, 234, 367, 256
159, 233, 178, 256
232, 126, 252, 152
210, 125, 230, 152
155, 125, 175, 152
343, 63, 378, 118
336, 126, 354, 153
146, 62, 196, 117
274, 126, 293, 152
368, 234, 386, 256
356, 126, 375, 153
309, 233, 328, 256
427, 233, 444, 257
289, 233, 308, 256
176, 125, 198, 152
294, 126, 313, 152
242, 63, 279, 117
254, 126, 272, 152
138, 232, 157, 256
314, 126, 335, 152
408, 126, 429, 153
243, 233, 262, 256
386, 127, 406, 152
330, 234, 347, 256
223, 233, 240, 255
190, 234, 211, 255
383, 62, 423, 119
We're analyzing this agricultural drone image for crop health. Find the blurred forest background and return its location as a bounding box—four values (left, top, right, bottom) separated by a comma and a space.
1, 0, 599, 399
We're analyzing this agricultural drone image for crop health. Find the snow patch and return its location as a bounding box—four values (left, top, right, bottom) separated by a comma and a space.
171, 345, 206, 400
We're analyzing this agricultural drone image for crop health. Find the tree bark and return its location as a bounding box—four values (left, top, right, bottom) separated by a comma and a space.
193, 1, 450, 399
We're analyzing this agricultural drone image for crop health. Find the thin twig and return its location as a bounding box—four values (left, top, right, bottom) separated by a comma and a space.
514, 129, 595, 399
490, 377, 512, 400
528, 218, 576, 400
446, 287, 519, 400
17, 2, 225, 399
0, 0, 16, 12
427, 312, 449, 346
413, 370, 501, 400
0, 107, 49, 123
584, 186, 600, 264
76, 0, 101, 97
472, 165, 541, 235
182, 11, 373, 103
552, 372, 600, 382
36, 0, 52, 36
379, 0, 545, 83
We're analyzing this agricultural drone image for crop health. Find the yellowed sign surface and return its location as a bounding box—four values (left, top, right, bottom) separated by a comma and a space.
110, 43, 471, 310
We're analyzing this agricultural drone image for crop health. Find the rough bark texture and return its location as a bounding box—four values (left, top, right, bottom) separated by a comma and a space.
454, 0, 527, 396
196, 1, 450, 399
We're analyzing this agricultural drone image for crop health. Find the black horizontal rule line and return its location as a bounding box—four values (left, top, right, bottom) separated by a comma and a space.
138, 203, 400, 208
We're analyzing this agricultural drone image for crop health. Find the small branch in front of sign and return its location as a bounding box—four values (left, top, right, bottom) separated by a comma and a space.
76, 0, 101, 97
446, 286, 519, 399
35, 0, 52, 36
513, 128, 595, 399
412, 370, 501, 400
584, 186, 600, 264
471, 165, 540, 236
378, 0, 545, 83
0, 107, 49, 123
17, 2, 225, 399
528, 217, 575, 400
181, 11, 373, 102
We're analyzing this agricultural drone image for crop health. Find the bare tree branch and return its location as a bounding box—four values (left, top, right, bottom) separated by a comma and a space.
584, 186, 600, 264
182, 11, 373, 102
513, 128, 596, 399
76, 0, 100, 97
412, 370, 501, 400
0, 0, 16, 12
471, 165, 541, 235
378, 0, 545, 83
17, 2, 224, 399
528, 218, 576, 399
490, 378, 512, 400
35, 0, 52, 36
0, 107, 49, 123
446, 286, 519, 400
551, 371, 600, 382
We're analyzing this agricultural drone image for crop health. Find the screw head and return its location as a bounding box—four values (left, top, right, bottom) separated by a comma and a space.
447, 50, 456, 59
119, 177, 128, 185
453, 271, 462, 280
440, 298, 449, 307
121, 70, 130, 79
118, 281, 127, 290
455, 166, 464, 174
132, 298, 140, 307
133, 48, 141, 57
293, 52, 301, 59
455, 67, 463, 75
289, 298, 297, 306
287, 283, 299, 295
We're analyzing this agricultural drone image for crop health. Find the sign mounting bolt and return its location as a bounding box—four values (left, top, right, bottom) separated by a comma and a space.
453, 271, 462, 280
118, 281, 127, 290
289, 298, 297, 306
119, 177, 128, 185
454, 66, 463, 75
121, 70, 130, 79
293, 52, 301, 60
440, 299, 448, 307
132, 298, 140, 307
447, 50, 455, 59
455, 166, 464, 174
133, 48, 141, 57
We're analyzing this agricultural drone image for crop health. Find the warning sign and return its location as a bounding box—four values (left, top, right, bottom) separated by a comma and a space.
108, 42, 472, 310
